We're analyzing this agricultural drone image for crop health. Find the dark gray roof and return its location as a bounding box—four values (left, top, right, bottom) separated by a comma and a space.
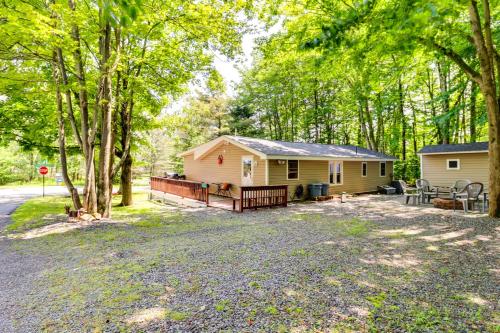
418, 142, 488, 154
227, 136, 397, 160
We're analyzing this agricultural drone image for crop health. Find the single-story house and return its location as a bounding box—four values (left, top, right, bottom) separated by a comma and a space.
418, 142, 489, 189
179, 135, 396, 199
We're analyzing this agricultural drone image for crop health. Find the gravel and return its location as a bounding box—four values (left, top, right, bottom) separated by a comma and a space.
0, 194, 52, 333
1, 194, 498, 332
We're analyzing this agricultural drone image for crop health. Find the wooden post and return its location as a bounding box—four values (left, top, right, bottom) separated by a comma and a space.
205, 184, 209, 205
284, 186, 288, 207
239, 187, 243, 212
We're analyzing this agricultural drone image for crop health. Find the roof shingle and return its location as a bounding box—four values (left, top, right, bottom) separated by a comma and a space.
418, 142, 488, 154
227, 136, 397, 160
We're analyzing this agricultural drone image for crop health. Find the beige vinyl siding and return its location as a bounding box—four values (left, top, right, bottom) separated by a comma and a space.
183, 142, 265, 195
421, 153, 489, 189
329, 161, 393, 194
268, 160, 329, 196
268, 160, 393, 198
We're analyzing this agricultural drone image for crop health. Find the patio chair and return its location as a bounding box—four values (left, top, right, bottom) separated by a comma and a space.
399, 180, 421, 205
436, 179, 472, 198
451, 179, 472, 196
416, 179, 439, 203
214, 182, 232, 197
454, 182, 483, 212
479, 191, 489, 213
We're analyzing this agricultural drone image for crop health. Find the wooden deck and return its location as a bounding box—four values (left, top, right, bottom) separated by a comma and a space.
208, 195, 234, 210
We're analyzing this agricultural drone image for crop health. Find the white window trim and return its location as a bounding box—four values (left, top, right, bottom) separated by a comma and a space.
328, 160, 343, 186
379, 161, 387, 177
361, 162, 367, 177
446, 159, 460, 170
286, 160, 299, 180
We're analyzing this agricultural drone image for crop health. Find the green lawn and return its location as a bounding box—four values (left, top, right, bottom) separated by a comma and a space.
7, 192, 153, 233
8, 196, 69, 232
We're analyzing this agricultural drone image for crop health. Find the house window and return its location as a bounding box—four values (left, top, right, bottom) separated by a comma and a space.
287, 160, 299, 180
380, 161, 386, 177
329, 161, 343, 185
447, 159, 460, 170
361, 162, 367, 177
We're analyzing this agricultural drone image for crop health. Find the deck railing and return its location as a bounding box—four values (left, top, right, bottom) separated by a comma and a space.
150, 177, 209, 205
238, 185, 288, 212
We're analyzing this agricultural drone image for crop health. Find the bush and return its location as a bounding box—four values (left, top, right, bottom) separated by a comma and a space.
393, 156, 420, 184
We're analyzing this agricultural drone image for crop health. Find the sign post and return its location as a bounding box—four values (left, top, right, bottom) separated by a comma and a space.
39, 166, 49, 197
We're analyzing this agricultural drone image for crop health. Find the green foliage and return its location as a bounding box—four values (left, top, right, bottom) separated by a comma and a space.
0, 0, 253, 193
393, 156, 420, 184
229, 0, 490, 182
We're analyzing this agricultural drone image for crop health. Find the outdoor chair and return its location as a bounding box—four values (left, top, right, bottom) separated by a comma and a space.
479, 191, 489, 213
214, 182, 232, 197
454, 182, 483, 213
436, 179, 472, 198
416, 179, 439, 203
399, 180, 421, 205
451, 179, 472, 196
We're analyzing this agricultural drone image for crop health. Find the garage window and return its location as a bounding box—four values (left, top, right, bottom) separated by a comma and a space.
447, 159, 460, 170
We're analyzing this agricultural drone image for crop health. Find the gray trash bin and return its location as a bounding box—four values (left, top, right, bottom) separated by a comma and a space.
321, 183, 329, 196
308, 183, 322, 198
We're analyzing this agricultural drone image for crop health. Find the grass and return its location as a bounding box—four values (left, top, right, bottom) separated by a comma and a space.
8, 196, 69, 232
7, 192, 157, 233
334, 218, 373, 237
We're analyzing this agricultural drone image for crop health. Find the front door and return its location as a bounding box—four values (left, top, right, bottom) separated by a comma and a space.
241, 156, 253, 186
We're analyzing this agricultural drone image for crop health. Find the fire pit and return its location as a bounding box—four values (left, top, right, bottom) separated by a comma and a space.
432, 197, 463, 210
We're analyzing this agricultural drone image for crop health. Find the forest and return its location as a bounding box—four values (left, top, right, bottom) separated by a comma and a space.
1, 0, 499, 216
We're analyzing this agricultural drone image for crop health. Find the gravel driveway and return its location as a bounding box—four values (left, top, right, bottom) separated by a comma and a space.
1, 194, 499, 332
0, 191, 51, 332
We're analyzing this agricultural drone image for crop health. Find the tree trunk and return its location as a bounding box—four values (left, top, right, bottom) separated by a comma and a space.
398, 78, 407, 176
52, 52, 82, 210
120, 154, 133, 206
68, 0, 97, 213
470, 81, 478, 142
426, 68, 442, 143
364, 98, 377, 151
358, 99, 372, 149
97, 21, 114, 217
468, 0, 500, 217
437, 61, 451, 144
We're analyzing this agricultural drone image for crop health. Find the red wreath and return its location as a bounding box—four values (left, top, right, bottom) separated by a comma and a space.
217, 155, 223, 165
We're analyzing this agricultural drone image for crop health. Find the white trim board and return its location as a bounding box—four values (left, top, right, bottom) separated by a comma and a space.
178, 136, 267, 160
446, 158, 461, 170
328, 160, 343, 186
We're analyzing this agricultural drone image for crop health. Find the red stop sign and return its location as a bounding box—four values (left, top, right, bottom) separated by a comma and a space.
39, 166, 48, 175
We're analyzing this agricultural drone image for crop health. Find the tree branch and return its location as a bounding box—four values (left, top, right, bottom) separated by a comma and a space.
418, 37, 482, 85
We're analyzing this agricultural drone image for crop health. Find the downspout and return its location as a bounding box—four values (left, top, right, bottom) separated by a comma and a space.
419, 154, 424, 179
265, 159, 269, 185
